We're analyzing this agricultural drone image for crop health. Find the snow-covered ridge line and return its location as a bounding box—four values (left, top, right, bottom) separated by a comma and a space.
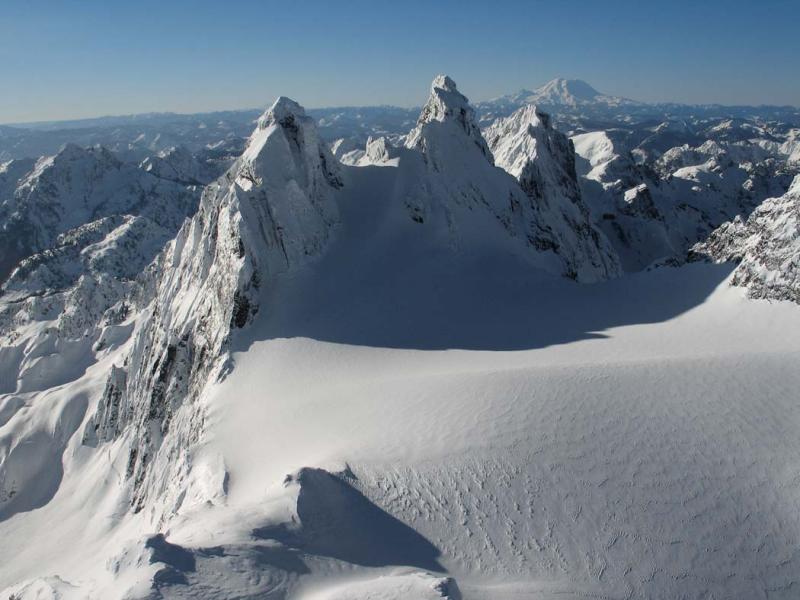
78, 75, 633, 519
0, 144, 200, 285
85, 94, 343, 514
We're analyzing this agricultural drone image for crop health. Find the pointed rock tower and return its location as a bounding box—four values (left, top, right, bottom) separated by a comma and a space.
405, 74, 493, 168
400, 76, 620, 282
85, 96, 342, 513
485, 104, 621, 281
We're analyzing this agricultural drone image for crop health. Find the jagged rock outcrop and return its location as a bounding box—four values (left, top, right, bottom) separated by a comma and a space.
692, 175, 800, 302
405, 75, 493, 169
0, 214, 182, 342
330, 137, 364, 164
485, 105, 621, 281
619, 183, 662, 219
363, 136, 400, 165
391, 75, 618, 282
85, 96, 342, 512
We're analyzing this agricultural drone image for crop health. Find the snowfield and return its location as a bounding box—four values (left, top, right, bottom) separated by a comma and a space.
3, 260, 800, 599
1, 75, 799, 600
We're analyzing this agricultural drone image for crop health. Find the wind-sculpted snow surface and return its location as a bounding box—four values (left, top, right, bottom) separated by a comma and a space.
693, 175, 800, 302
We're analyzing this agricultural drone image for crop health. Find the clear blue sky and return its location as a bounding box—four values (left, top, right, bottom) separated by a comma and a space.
1, 0, 798, 123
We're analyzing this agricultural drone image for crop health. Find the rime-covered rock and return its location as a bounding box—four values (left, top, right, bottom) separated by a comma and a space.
485, 104, 620, 281
405, 74, 493, 168
86, 96, 342, 511
692, 175, 800, 302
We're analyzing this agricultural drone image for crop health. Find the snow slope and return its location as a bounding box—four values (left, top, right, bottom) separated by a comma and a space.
211, 262, 800, 600
1, 78, 800, 600
5, 252, 798, 599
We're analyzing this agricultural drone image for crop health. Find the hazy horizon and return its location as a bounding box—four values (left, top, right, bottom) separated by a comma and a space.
6, 75, 800, 129
2, 0, 799, 124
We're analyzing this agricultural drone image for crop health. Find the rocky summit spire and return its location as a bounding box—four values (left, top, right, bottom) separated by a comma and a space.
238, 96, 342, 196
256, 96, 306, 130
405, 74, 493, 167
87, 94, 344, 513
485, 104, 621, 282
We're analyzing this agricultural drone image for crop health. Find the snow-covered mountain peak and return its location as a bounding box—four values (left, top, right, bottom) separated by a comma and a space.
485, 104, 621, 281
483, 78, 638, 115
363, 135, 400, 165
50, 142, 89, 161
431, 74, 458, 93
414, 74, 477, 127
0, 143, 200, 283
256, 96, 307, 130
20, 143, 119, 188
78, 96, 346, 513
530, 77, 642, 108
405, 74, 493, 166
537, 77, 602, 103
498, 103, 551, 137
237, 96, 342, 193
